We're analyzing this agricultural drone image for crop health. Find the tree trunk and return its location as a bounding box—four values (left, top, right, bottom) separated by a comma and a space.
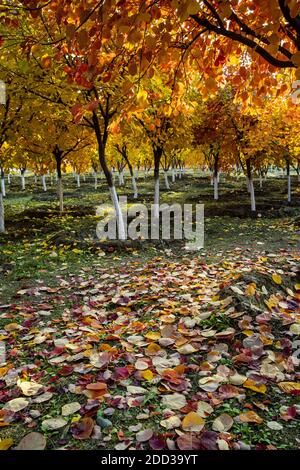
20, 170, 25, 190
213, 176, 218, 200
1, 170, 5, 198
287, 159, 291, 204
213, 155, 219, 200
76, 174, 80, 188
172, 168, 175, 182
58, 177, 64, 213
246, 159, 256, 212
7, 173, 10, 184
42, 174, 47, 192
0, 191, 4, 233
92, 109, 125, 240
109, 186, 126, 240
164, 171, 170, 189
154, 176, 160, 219
132, 176, 138, 199
55, 153, 64, 213
153, 146, 163, 219
94, 172, 98, 189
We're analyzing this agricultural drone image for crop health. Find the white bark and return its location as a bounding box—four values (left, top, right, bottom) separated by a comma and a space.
7, 174, 11, 184
58, 177, 64, 213
94, 172, 98, 190
1, 177, 5, 198
83, 174, 86, 182
42, 175, 47, 192
259, 173, 263, 189
21, 173, 25, 190
164, 171, 170, 189
246, 176, 251, 193
0, 192, 4, 233
132, 176, 138, 199
249, 178, 256, 212
109, 186, 126, 240
34, 174, 37, 184
288, 174, 292, 203
213, 176, 218, 200
179, 168, 182, 179
172, 169, 175, 182
76, 174, 80, 188
118, 171, 125, 186
154, 177, 160, 219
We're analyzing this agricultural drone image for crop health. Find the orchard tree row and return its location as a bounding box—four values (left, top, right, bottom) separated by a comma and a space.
1, 1, 300, 235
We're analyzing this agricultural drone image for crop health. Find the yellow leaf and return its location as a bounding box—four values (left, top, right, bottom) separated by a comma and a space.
243, 379, 267, 394
245, 284, 256, 296
272, 273, 282, 285
0, 438, 14, 450
239, 411, 263, 424
145, 331, 161, 341
278, 382, 300, 394
145, 342, 162, 356
295, 284, 300, 291
141, 370, 154, 381
182, 412, 205, 432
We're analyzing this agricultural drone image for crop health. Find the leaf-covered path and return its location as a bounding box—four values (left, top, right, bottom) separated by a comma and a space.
0, 248, 300, 450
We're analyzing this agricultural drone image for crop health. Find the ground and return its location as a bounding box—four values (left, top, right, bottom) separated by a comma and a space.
0, 172, 299, 450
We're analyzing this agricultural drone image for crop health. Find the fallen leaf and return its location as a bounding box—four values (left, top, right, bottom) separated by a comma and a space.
212, 413, 234, 432
182, 412, 205, 432
14, 433, 46, 450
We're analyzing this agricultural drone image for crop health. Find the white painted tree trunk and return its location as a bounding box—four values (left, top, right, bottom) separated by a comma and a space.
217, 173, 220, 183
259, 173, 263, 189
210, 175, 214, 186
58, 177, 64, 213
7, 174, 11, 184
42, 175, 47, 192
109, 186, 126, 240
288, 174, 292, 203
34, 174, 37, 184
249, 178, 256, 212
179, 168, 182, 179
164, 171, 170, 189
172, 169, 175, 182
21, 173, 25, 190
0, 192, 4, 233
76, 174, 80, 188
246, 176, 251, 193
83, 174, 86, 182
50, 173, 53, 186
1, 177, 5, 198
213, 176, 218, 200
118, 171, 125, 186
132, 176, 138, 199
154, 177, 160, 219
94, 172, 98, 190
